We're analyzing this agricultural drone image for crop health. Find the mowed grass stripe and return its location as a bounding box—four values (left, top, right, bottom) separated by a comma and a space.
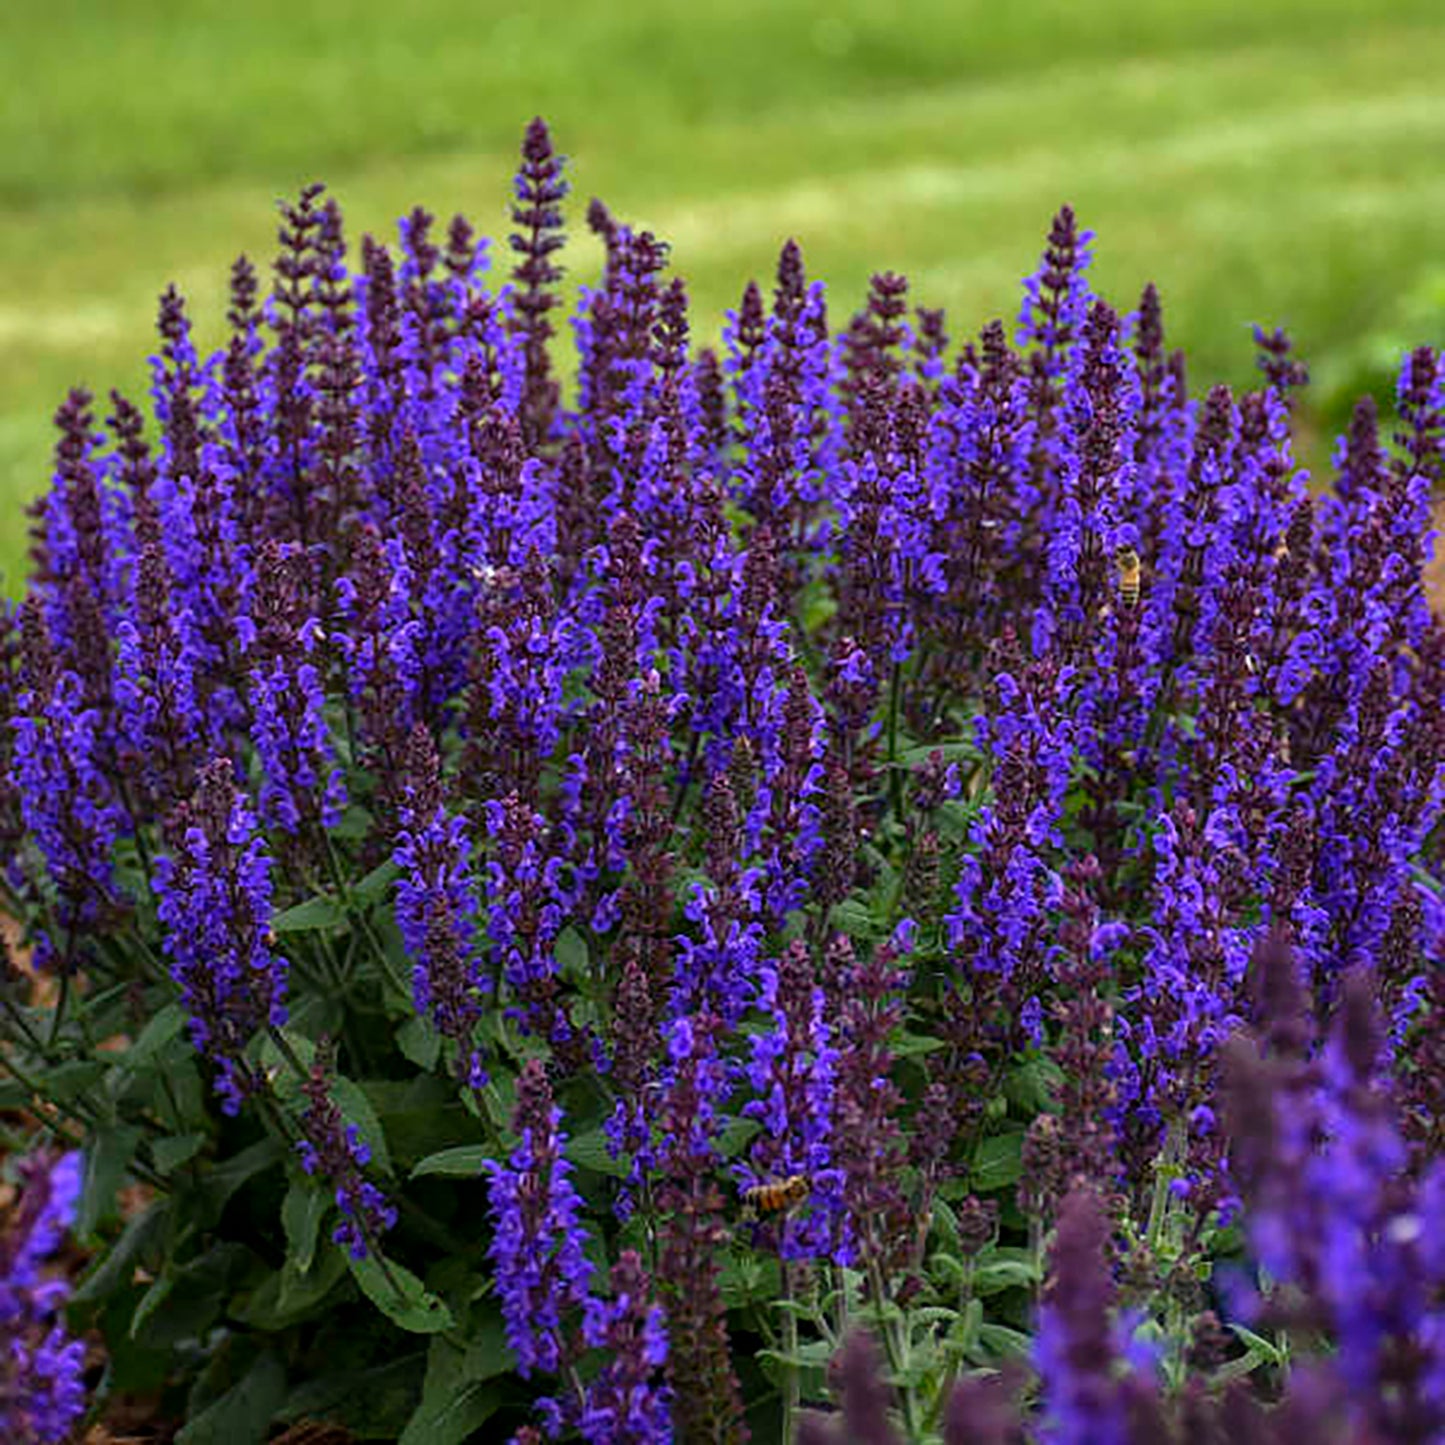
3, 0, 1440, 205
0, 9, 1442, 583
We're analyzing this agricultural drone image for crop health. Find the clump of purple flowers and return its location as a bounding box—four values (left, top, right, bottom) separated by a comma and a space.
1, 116, 1444, 1442
0, 1151, 87, 1444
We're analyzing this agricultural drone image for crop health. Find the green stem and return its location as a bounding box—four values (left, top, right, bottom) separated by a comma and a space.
780, 1258, 800, 1443
464, 1082, 506, 1161
0, 1050, 168, 1190
926, 1256, 976, 1431
867, 1259, 919, 1440
826, 1260, 843, 1346
266, 1023, 310, 1082
0, 992, 48, 1054
886, 659, 904, 817
115, 776, 157, 903
396, 1195, 473, 1256
117, 926, 169, 985
357, 906, 409, 1003
1145, 1124, 1181, 1257
0, 1049, 97, 1133
47, 973, 70, 1051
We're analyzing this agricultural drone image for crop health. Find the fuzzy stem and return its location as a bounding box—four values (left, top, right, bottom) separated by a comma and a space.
780, 1257, 800, 1442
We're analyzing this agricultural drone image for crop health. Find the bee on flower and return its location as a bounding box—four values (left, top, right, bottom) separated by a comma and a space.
739, 1173, 811, 1222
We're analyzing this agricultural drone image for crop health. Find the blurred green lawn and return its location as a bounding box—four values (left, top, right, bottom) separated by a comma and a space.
2, 0, 1444, 587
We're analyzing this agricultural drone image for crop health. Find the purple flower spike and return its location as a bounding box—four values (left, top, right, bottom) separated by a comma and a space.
579, 1251, 671, 1444
154, 757, 286, 1113
485, 1059, 593, 1380
393, 724, 489, 1087
295, 1045, 398, 1260
0, 1151, 88, 1442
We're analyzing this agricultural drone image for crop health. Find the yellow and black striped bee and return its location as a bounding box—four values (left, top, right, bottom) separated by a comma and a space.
740, 1174, 811, 1222
1115, 545, 1142, 609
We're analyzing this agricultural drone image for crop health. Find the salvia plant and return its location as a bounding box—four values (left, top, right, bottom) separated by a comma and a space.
0, 116, 1443, 1444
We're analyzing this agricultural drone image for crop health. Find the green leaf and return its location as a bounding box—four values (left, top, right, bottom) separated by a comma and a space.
277, 1246, 348, 1315
935, 797, 984, 841
280, 1353, 426, 1440
1214, 1343, 1273, 1385
399, 1378, 500, 1445
796, 576, 838, 634
333, 1076, 393, 1175
552, 925, 588, 977
195, 1136, 285, 1227
567, 1128, 630, 1178
43, 1059, 108, 1103
411, 1145, 490, 1180
831, 898, 887, 940
124, 1003, 189, 1067
251, 1029, 317, 1099
131, 1243, 255, 1348
349, 1252, 455, 1334
153, 1057, 209, 1132
931, 1197, 960, 1249
353, 859, 400, 905
975, 1322, 1033, 1359
1004, 1056, 1063, 1114
398, 1322, 512, 1445
78, 1123, 144, 1237
932, 1252, 970, 1290
73, 1197, 173, 1306
1229, 1324, 1285, 1367
235, 1248, 348, 1330
272, 894, 346, 933
971, 1131, 1024, 1193
445, 1309, 514, 1381
282, 1180, 328, 1274
971, 1253, 1039, 1296
152, 1132, 206, 1174
97, 1286, 174, 1396
330, 805, 376, 841
395, 1016, 443, 1070
759, 1338, 835, 1372
719, 1251, 780, 1310
176, 1350, 286, 1445
717, 1115, 761, 1159
893, 1030, 946, 1058
367, 1078, 486, 1168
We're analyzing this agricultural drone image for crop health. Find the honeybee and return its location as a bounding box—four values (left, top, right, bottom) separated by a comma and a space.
1116, 546, 1141, 609
740, 1174, 810, 1220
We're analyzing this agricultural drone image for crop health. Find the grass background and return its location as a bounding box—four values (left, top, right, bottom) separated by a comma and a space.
1, 0, 1443, 587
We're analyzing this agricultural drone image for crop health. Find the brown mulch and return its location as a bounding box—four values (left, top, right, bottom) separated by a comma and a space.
80, 1425, 352, 1445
